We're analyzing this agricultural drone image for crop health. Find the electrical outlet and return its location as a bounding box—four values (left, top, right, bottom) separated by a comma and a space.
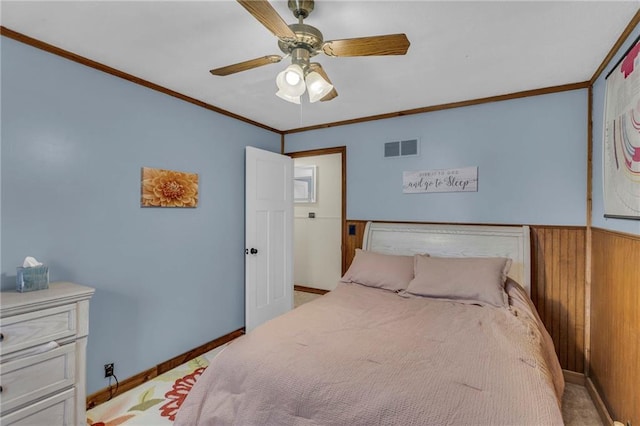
104, 363, 114, 378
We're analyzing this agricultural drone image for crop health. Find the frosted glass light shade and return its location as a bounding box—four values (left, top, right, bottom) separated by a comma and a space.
276, 90, 301, 104
276, 64, 306, 98
305, 71, 334, 103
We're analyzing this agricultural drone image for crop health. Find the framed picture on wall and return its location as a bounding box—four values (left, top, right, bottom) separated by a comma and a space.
294, 165, 316, 203
603, 34, 640, 220
140, 167, 199, 208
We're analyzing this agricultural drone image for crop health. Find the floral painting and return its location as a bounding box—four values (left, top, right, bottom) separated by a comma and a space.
141, 167, 198, 208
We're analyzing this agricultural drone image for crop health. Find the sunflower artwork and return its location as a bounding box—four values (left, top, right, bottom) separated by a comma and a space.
141, 167, 198, 208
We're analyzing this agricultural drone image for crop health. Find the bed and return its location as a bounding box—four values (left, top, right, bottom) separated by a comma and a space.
175, 222, 565, 425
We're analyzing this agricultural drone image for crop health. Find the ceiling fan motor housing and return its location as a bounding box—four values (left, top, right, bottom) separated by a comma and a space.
278, 23, 324, 58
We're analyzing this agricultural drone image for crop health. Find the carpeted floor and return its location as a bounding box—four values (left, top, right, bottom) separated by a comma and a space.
86, 291, 603, 425
562, 382, 604, 425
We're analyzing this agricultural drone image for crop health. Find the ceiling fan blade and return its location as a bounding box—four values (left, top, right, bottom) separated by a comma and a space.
210, 55, 283, 76
308, 63, 338, 101
237, 0, 297, 42
322, 34, 410, 57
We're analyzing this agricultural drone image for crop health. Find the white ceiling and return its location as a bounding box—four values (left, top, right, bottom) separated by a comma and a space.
2, 1, 639, 132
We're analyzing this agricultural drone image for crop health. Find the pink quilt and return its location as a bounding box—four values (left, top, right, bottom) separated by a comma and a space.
176, 282, 564, 425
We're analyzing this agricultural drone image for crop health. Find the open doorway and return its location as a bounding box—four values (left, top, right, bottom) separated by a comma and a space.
288, 147, 346, 294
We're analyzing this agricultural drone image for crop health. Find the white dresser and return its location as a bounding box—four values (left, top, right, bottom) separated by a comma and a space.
0, 282, 95, 425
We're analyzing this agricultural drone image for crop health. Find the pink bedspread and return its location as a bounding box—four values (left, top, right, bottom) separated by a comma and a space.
176, 282, 564, 425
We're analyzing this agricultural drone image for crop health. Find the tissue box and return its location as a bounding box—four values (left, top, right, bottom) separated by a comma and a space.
16, 265, 49, 292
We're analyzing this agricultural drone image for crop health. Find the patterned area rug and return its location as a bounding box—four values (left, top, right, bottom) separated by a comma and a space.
86, 345, 228, 425
87, 291, 321, 425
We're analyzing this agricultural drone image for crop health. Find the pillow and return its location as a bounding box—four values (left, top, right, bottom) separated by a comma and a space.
405, 255, 513, 307
341, 249, 415, 291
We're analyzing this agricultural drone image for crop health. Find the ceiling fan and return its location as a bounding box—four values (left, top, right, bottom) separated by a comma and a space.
210, 0, 410, 104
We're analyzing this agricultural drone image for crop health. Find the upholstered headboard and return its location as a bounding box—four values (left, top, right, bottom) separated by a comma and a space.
362, 222, 531, 295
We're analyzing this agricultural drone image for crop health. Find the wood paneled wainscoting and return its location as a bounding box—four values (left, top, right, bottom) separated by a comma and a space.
531, 226, 586, 374
590, 228, 639, 426
344, 221, 587, 374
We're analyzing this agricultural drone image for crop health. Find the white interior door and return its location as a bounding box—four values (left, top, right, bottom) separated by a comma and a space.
245, 146, 293, 332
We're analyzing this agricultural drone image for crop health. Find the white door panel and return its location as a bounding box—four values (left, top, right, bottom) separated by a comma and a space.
246, 147, 293, 332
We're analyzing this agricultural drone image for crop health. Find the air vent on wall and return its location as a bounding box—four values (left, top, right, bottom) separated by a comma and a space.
384, 139, 419, 158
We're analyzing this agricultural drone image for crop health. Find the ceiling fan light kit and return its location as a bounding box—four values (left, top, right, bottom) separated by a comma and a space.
275, 48, 334, 104
211, 0, 410, 104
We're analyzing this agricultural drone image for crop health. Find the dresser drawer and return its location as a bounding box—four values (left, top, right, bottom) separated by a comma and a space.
0, 304, 76, 356
0, 387, 75, 426
0, 343, 76, 414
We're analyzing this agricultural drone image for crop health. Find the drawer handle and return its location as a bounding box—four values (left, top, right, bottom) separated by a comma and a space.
0, 385, 3, 393
0, 332, 3, 342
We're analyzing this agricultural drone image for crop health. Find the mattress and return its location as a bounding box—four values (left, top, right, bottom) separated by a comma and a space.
176, 281, 564, 425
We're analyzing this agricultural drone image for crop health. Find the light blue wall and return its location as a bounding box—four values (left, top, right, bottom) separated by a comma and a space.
591, 22, 640, 236
286, 90, 588, 226
0, 37, 281, 394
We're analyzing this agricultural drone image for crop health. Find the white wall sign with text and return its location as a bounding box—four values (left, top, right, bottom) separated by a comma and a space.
403, 167, 478, 194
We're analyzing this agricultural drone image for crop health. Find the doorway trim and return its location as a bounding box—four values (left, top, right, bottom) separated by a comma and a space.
287, 146, 348, 274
